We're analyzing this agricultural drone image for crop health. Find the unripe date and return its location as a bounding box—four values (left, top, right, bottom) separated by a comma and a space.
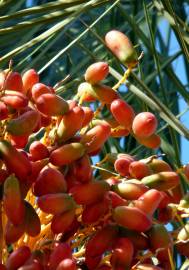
57, 106, 84, 143
113, 206, 152, 232
148, 159, 172, 173
141, 172, 179, 191
37, 193, 76, 214
3, 175, 25, 225
80, 123, 111, 154
6, 110, 40, 136
105, 30, 138, 67
24, 200, 41, 237
78, 82, 118, 104
147, 224, 172, 252
113, 181, 148, 200
50, 142, 85, 166
119, 228, 149, 250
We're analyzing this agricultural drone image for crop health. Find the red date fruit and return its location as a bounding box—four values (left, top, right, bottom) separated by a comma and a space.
6, 246, 31, 270
85, 62, 109, 84
85, 225, 118, 257
22, 69, 39, 94
69, 154, 92, 183
4, 71, 23, 92
31, 83, 51, 101
10, 134, 29, 149
57, 258, 77, 270
114, 156, 134, 176
107, 191, 128, 208
81, 106, 94, 127
82, 195, 110, 224
33, 167, 67, 196
0, 140, 31, 180
0, 101, 8, 120
35, 93, 69, 116
110, 99, 135, 130
1, 90, 28, 109
134, 189, 163, 215
27, 158, 49, 184
70, 180, 110, 205
51, 209, 76, 234
81, 123, 111, 154
5, 221, 25, 244
132, 112, 157, 138
129, 161, 151, 179
111, 237, 134, 269
17, 261, 42, 270
49, 243, 72, 270
29, 141, 49, 161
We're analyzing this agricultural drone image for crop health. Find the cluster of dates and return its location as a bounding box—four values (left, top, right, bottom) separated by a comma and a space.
0, 30, 189, 270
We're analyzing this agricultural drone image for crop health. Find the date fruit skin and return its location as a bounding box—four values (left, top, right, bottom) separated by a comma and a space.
113, 206, 152, 232
105, 30, 138, 67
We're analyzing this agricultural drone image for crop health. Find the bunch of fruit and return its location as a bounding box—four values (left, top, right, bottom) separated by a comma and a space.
0, 30, 189, 270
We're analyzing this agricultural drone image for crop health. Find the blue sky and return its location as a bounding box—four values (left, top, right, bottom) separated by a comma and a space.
159, 19, 189, 165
